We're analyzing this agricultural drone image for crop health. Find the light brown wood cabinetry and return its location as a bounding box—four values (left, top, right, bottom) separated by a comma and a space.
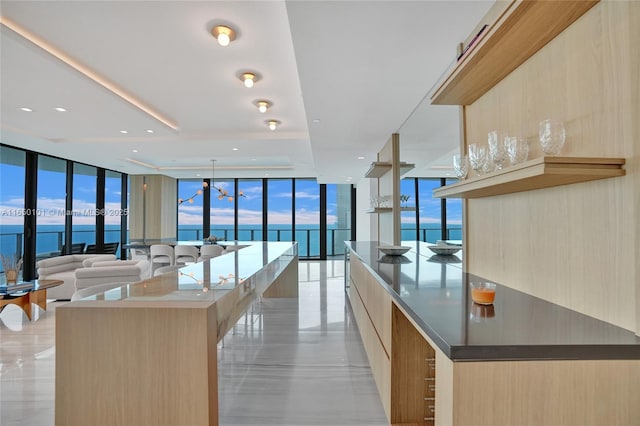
349, 251, 640, 426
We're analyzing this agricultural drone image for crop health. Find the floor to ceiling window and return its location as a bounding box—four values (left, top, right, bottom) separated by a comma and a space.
210, 178, 235, 241
326, 184, 352, 256
294, 179, 320, 258
400, 178, 418, 241
445, 178, 462, 240
417, 178, 444, 243
177, 179, 205, 240
36, 155, 67, 257
267, 179, 293, 242
105, 170, 124, 257
71, 163, 97, 251
237, 179, 263, 241
0, 145, 26, 271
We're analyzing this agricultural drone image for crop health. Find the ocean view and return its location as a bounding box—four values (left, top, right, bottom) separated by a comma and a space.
0, 223, 461, 260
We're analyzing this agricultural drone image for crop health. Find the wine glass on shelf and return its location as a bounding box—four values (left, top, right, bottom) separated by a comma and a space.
468, 143, 488, 176
539, 119, 566, 155
488, 130, 508, 170
453, 154, 469, 179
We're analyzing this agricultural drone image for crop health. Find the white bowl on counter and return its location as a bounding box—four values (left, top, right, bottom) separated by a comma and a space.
427, 245, 461, 256
377, 245, 411, 256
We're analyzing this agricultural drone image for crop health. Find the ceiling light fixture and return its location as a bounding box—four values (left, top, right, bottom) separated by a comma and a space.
120, 130, 128, 134
178, 160, 246, 205
146, 129, 154, 134
267, 120, 280, 131
357, 156, 365, 160
211, 25, 236, 47
256, 100, 271, 113
20, 107, 33, 112
54, 107, 67, 112
241, 72, 256, 88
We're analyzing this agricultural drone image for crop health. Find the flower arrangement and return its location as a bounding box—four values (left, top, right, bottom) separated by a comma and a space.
1, 253, 23, 284
204, 235, 220, 244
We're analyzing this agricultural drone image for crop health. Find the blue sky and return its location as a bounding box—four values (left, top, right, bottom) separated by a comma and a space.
1, 155, 460, 229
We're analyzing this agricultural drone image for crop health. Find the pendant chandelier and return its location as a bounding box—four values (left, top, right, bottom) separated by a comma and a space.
177, 160, 244, 206
210, 159, 244, 202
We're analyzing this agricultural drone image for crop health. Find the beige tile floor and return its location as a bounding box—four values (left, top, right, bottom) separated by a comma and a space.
0, 260, 387, 426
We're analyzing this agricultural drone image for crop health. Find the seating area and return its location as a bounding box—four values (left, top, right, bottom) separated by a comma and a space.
36, 255, 149, 300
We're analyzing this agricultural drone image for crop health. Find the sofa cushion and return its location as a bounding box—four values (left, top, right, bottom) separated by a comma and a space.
82, 255, 117, 267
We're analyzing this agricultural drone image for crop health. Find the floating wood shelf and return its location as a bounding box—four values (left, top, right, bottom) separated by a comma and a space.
430, 0, 600, 105
366, 207, 417, 214
364, 162, 415, 179
432, 157, 625, 199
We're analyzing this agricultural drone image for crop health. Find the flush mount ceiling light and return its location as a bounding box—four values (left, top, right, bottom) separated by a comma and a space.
241, 72, 257, 88
255, 100, 271, 113
211, 25, 236, 47
267, 120, 280, 131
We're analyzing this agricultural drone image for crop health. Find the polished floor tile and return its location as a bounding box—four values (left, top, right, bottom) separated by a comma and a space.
0, 260, 387, 426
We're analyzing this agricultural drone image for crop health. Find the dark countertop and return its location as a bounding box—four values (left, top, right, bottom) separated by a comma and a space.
345, 241, 640, 361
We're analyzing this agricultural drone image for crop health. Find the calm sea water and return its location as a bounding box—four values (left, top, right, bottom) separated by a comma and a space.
0, 224, 460, 258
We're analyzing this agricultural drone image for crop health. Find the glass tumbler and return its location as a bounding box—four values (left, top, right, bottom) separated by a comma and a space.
453, 154, 468, 179
488, 130, 508, 170
539, 119, 566, 155
468, 144, 488, 176
506, 137, 529, 165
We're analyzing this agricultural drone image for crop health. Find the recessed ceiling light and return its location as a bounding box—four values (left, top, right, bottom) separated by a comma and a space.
132, 149, 139, 153
20, 107, 33, 112
267, 120, 280, 131
312, 119, 320, 123
346, 176, 352, 181
252, 158, 257, 161
146, 129, 154, 134
211, 25, 236, 47
54, 107, 67, 112
232, 148, 239, 151
196, 173, 201, 177
120, 130, 128, 134
357, 156, 365, 160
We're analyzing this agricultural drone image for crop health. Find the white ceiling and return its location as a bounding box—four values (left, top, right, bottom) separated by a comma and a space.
0, 1, 492, 183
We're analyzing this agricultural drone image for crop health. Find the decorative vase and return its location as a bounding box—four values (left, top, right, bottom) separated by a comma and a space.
6, 269, 18, 284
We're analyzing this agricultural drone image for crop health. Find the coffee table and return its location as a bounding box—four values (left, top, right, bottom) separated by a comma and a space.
0, 279, 63, 321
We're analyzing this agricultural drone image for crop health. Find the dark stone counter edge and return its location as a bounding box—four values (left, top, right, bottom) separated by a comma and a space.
347, 245, 640, 362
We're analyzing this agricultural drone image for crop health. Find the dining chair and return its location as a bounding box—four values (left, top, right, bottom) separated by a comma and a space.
199, 244, 224, 261
149, 244, 175, 276
174, 245, 199, 265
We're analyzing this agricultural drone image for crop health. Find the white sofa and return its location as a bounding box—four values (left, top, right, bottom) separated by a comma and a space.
37, 254, 116, 300
74, 260, 150, 290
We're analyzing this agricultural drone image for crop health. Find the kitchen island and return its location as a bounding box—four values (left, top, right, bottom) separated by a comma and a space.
55, 242, 298, 426
346, 241, 640, 426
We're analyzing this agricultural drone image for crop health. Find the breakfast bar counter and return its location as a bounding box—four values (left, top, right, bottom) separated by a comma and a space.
345, 241, 640, 426
55, 242, 298, 426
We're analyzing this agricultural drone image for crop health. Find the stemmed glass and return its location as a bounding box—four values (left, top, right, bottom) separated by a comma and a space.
488, 131, 508, 170
539, 119, 566, 155
468, 143, 488, 176
453, 154, 468, 179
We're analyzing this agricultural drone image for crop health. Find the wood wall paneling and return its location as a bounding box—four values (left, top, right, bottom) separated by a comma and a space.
464, 1, 639, 333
